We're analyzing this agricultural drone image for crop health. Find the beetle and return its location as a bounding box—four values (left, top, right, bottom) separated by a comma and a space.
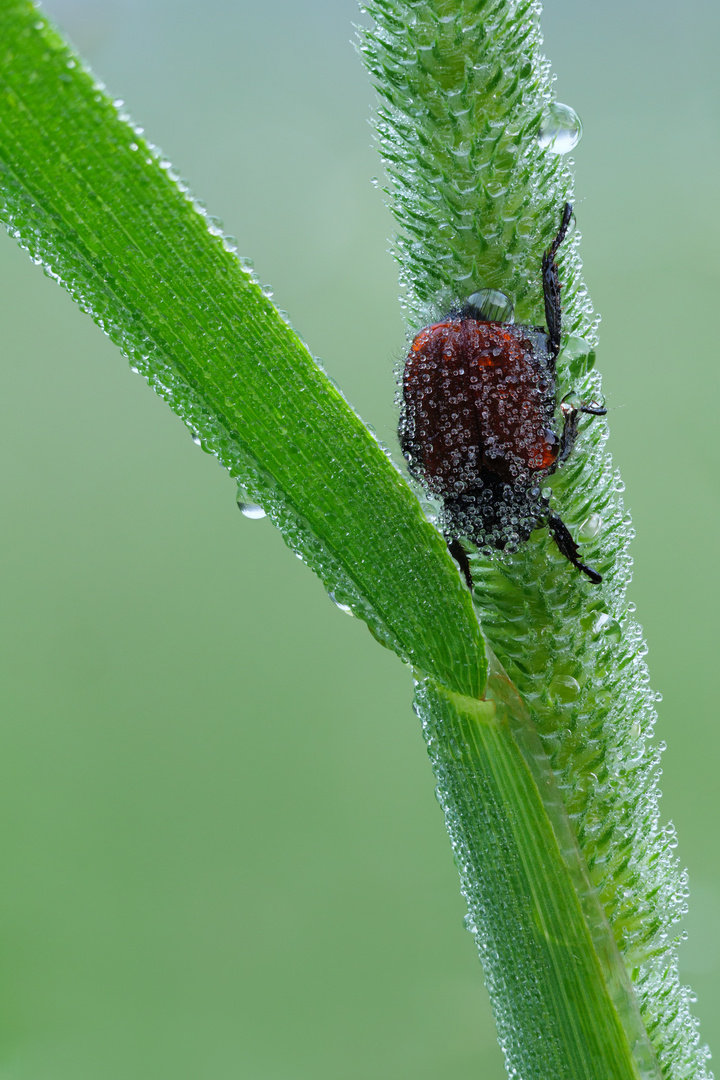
399, 202, 605, 589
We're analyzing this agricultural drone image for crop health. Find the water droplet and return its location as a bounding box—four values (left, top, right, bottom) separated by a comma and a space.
592, 613, 622, 643
421, 500, 439, 525
578, 513, 602, 541
238, 501, 266, 519
370, 176, 380, 188
485, 179, 507, 198
538, 103, 583, 155
561, 391, 582, 415
466, 288, 514, 324
549, 674, 581, 702
236, 484, 266, 518
328, 591, 353, 615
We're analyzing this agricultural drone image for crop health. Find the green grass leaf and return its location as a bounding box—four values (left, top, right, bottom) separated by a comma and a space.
0, 0, 486, 699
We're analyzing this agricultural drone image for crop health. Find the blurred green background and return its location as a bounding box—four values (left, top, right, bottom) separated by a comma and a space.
0, 0, 717, 1076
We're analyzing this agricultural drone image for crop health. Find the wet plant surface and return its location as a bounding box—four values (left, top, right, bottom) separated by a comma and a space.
0, 0, 716, 1077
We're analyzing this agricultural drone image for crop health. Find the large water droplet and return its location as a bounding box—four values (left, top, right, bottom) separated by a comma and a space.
578, 513, 602, 541
549, 674, 581, 703
236, 485, 266, 519
592, 613, 622, 643
328, 591, 353, 615
239, 503, 266, 519
466, 288, 514, 324
538, 103, 582, 155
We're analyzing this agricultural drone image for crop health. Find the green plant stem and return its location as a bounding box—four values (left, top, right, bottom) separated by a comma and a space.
361, 1, 709, 1076
418, 669, 660, 1079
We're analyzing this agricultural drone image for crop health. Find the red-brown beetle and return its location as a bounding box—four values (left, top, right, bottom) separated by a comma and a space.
399, 203, 605, 588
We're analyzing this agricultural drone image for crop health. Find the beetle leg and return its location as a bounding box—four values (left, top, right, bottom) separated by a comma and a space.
447, 537, 473, 590
557, 398, 607, 467
547, 513, 602, 584
542, 202, 573, 361
557, 404, 580, 467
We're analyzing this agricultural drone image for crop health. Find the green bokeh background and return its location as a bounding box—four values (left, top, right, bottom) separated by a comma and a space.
0, 1, 717, 1076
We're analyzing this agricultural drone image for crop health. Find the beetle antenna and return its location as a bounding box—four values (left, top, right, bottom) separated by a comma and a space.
542, 202, 573, 361
546, 202, 573, 263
